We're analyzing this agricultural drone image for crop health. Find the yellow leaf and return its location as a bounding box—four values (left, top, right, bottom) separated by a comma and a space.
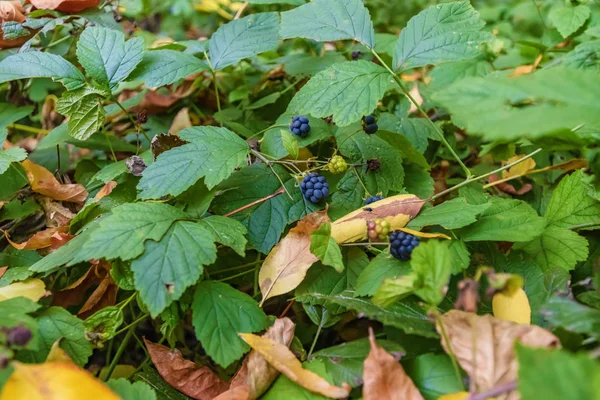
397, 227, 451, 240
0, 278, 46, 302
492, 287, 531, 325
46, 341, 73, 363
0, 362, 119, 400
501, 155, 536, 179
258, 210, 329, 305
238, 333, 351, 399
331, 194, 424, 244
438, 392, 470, 400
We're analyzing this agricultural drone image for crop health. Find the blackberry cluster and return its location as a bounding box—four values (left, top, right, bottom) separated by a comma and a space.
327, 155, 347, 174
389, 231, 420, 261
365, 195, 384, 205
300, 173, 329, 204
363, 114, 378, 135
367, 219, 391, 241
290, 116, 310, 137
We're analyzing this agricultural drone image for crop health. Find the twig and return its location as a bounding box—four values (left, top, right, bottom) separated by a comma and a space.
234, 2, 249, 19
224, 187, 285, 217
279, 299, 295, 318
251, 148, 294, 200
467, 381, 518, 400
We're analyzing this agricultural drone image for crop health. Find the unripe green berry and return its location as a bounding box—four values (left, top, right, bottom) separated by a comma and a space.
327, 155, 348, 174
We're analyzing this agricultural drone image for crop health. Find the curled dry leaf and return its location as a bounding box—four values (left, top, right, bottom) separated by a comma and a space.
330, 194, 424, 244
239, 332, 351, 399
5, 226, 69, 250
397, 227, 451, 240
362, 328, 424, 400
226, 317, 296, 399
0, 278, 46, 302
0, 1, 29, 49
144, 339, 229, 400
259, 210, 330, 305
38, 197, 77, 227
0, 361, 119, 400
29, 0, 100, 13
22, 160, 88, 203
436, 310, 559, 399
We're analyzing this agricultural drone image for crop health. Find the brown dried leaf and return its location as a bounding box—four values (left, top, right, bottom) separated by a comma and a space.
52, 261, 113, 314
151, 133, 186, 160
228, 317, 295, 399
213, 385, 250, 400
94, 181, 117, 200
239, 332, 351, 399
436, 310, 560, 399
169, 107, 192, 134
22, 160, 88, 203
5, 226, 69, 250
259, 210, 330, 305
363, 328, 423, 400
488, 174, 533, 196
29, 0, 100, 13
144, 339, 229, 400
0, 1, 29, 49
37, 197, 77, 227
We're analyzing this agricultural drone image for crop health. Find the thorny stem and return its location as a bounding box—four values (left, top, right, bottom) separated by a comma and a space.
370, 49, 472, 178
251, 149, 294, 199
224, 187, 285, 217
468, 381, 518, 400
429, 148, 543, 202
434, 311, 464, 389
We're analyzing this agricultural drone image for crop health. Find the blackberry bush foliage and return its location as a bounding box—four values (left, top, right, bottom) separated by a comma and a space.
0, 0, 599, 398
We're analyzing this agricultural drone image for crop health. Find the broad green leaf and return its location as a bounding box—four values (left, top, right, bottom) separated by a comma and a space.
38, 123, 137, 152
544, 170, 600, 230
563, 40, 600, 70
56, 86, 108, 140
310, 223, 344, 272
355, 250, 412, 296
377, 130, 430, 170
260, 113, 332, 159
515, 226, 588, 271
374, 33, 398, 56
246, 0, 304, 4
408, 197, 489, 230
549, 5, 590, 38
0, 297, 39, 339
89, 151, 152, 184
328, 169, 365, 220
287, 61, 395, 127
377, 113, 437, 153
403, 164, 435, 200
192, 281, 268, 367
138, 127, 250, 198
0, 104, 33, 130
517, 346, 600, 400
543, 296, 600, 338
209, 12, 280, 70
296, 292, 438, 338
197, 215, 248, 257
448, 240, 470, 273
0, 147, 27, 175
107, 379, 157, 400
404, 354, 465, 400
0, 52, 85, 90
459, 198, 546, 242
393, 1, 493, 71
276, 52, 346, 76
428, 59, 492, 91
19, 307, 92, 366
280, 129, 299, 160
280, 0, 375, 48
434, 68, 600, 142
263, 360, 334, 400
132, 221, 217, 317
70, 203, 188, 263
411, 240, 453, 305
83, 306, 123, 342
128, 50, 209, 88
373, 273, 418, 308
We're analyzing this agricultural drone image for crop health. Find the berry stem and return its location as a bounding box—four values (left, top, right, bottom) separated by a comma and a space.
224, 187, 285, 217
212, 70, 223, 127
247, 124, 290, 140
370, 49, 473, 178
251, 149, 294, 199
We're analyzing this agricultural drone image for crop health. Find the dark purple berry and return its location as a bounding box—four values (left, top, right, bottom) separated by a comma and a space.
364, 123, 378, 135
364, 114, 376, 125
365, 195, 384, 205
7, 325, 32, 347
300, 173, 329, 204
290, 116, 310, 138
389, 231, 420, 260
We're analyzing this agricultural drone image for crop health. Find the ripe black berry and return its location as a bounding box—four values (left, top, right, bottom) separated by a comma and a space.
290, 116, 310, 138
365, 195, 384, 205
389, 231, 420, 261
363, 115, 378, 135
300, 173, 329, 204
7, 325, 32, 347
351, 51, 361, 60
364, 114, 376, 125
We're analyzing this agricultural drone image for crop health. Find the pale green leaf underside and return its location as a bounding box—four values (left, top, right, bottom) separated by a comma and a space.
209, 12, 280, 70
281, 0, 375, 48
287, 61, 395, 127
0, 52, 85, 90
138, 126, 250, 199
393, 1, 492, 70
128, 50, 209, 88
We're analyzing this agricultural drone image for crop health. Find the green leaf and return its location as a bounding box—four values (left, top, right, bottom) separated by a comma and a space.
403, 164, 435, 200
459, 198, 546, 242
287, 61, 395, 127
263, 360, 334, 400
411, 240, 453, 305
56, 86, 107, 140
128, 50, 209, 88
38, 123, 137, 152
83, 306, 124, 342
404, 354, 465, 400
515, 226, 588, 271
355, 250, 412, 296
0, 147, 27, 175
192, 280, 268, 367
408, 197, 489, 230
310, 223, 344, 272
197, 215, 248, 257
0, 52, 85, 90
76, 26, 144, 88
280, 129, 299, 160
132, 221, 217, 317
428, 59, 492, 91
448, 240, 470, 273
280, 0, 375, 48
377, 130, 430, 170
373, 273, 418, 308
549, 5, 590, 38
542, 296, 600, 338
209, 12, 280, 70
107, 379, 157, 400
138, 127, 250, 198
296, 292, 438, 338
0, 296, 39, 335
378, 113, 437, 153
0, 104, 33, 130
260, 114, 332, 159
133, 369, 190, 400
544, 170, 600, 230
563, 39, 600, 70
516, 345, 600, 400
434, 68, 600, 142
393, 1, 492, 71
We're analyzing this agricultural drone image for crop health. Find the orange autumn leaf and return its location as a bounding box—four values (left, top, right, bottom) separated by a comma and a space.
144, 339, 229, 400
5, 226, 69, 250
29, 0, 100, 13
94, 181, 117, 200
213, 385, 250, 400
239, 332, 351, 399
21, 160, 88, 203
362, 328, 424, 400
0, 361, 119, 400
50, 231, 75, 250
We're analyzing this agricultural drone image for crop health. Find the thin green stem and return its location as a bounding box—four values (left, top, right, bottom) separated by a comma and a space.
530, 0, 547, 29
114, 313, 149, 336
212, 258, 263, 275
371, 49, 472, 178
118, 293, 137, 311
251, 148, 294, 200
308, 316, 325, 359
216, 266, 260, 282
213, 71, 223, 127
8, 123, 49, 135
352, 167, 369, 195
104, 328, 134, 381
248, 124, 289, 140
105, 134, 118, 162
47, 34, 73, 48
